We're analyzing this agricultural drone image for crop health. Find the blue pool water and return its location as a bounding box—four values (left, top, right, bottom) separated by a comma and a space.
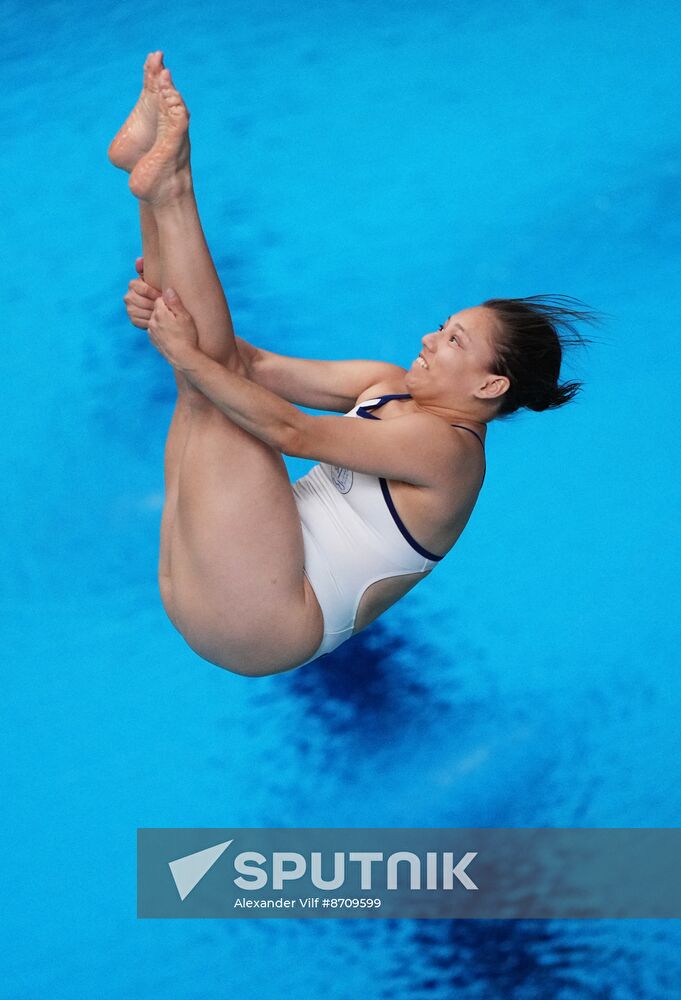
2, 0, 681, 996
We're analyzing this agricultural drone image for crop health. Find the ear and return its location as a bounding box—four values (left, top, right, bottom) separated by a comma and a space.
475, 373, 510, 402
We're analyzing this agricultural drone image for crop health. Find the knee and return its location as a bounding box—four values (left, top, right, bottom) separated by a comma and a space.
180, 353, 248, 414
225, 353, 249, 379
200, 351, 249, 380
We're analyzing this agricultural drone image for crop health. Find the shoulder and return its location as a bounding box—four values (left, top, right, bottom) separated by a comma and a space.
395, 410, 485, 491
355, 369, 409, 405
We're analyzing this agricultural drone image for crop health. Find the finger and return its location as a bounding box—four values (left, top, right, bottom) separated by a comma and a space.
126, 289, 156, 310
136, 256, 144, 276
127, 301, 151, 316
150, 301, 169, 323
130, 277, 162, 299
162, 287, 187, 316
129, 310, 151, 327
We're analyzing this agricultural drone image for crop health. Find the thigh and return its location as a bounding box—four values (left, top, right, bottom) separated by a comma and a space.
169, 403, 323, 670
158, 359, 247, 613
157, 375, 194, 618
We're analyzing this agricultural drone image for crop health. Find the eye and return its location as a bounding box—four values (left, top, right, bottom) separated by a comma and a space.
449, 333, 458, 344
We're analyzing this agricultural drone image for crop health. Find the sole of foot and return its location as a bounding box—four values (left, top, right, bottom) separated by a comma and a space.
128, 67, 192, 204
108, 50, 165, 173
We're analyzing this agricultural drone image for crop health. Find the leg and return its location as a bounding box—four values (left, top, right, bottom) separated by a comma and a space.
140, 201, 197, 618
169, 405, 323, 674
130, 69, 241, 371
109, 54, 194, 620
128, 71, 323, 675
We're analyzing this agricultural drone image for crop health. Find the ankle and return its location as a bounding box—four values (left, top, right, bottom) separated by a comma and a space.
148, 169, 194, 210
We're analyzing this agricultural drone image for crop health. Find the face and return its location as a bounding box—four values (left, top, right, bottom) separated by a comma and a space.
406, 306, 503, 406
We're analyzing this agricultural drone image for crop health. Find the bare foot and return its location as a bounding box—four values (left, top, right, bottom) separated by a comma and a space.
128, 68, 191, 204
108, 51, 164, 172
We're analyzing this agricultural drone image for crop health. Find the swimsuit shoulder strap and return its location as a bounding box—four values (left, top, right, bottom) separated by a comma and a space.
450, 424, 487, 487
355, 393, 411, 417
450, 424, 485, 449
358, 395, 486, 449
368, 393, 412, 409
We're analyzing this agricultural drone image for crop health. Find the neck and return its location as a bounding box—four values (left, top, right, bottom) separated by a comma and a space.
409, 396, 490, 434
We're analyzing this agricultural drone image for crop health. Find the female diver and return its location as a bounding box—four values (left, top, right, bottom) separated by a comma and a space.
109, 53, 596, 677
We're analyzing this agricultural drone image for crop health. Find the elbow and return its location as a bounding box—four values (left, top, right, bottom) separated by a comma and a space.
277, 415, 310, 458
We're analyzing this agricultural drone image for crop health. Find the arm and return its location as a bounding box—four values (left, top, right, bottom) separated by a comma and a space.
125, 262, 406, 411
188, 351, 454, 486
242, 342, 408, 412
148, 293, 459, 487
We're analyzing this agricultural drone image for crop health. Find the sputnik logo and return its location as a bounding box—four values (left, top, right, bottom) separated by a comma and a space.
168, 840, 234, 901
167, 839, 479, 900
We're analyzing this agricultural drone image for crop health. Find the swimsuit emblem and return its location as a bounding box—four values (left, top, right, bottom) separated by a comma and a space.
330, 465, 353, 494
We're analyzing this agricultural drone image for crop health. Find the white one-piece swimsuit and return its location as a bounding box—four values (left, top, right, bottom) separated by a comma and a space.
291, 393, 485, 666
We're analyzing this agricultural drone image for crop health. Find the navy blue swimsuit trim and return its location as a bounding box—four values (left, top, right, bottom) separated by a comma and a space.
355, 392, 486, 562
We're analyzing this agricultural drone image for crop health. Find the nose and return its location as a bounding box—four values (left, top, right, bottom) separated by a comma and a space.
422, 331, 437, 352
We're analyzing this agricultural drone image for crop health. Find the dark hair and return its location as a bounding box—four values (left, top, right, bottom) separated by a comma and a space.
480, 294, 604, 417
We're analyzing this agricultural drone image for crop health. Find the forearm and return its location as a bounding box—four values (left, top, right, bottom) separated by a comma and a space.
180, 346, 301, 450
230, 339, 397, 413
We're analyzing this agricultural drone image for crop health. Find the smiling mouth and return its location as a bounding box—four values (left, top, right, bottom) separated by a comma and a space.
415, 353, 429, 369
